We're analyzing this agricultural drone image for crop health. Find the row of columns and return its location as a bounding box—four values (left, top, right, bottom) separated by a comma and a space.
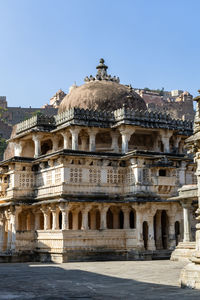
13, 127, 181, 158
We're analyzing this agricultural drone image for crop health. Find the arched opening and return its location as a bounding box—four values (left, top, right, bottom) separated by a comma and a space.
78, 211, 82, 230
96, 210, 100, 230
41, 139, 53, 155
161, 210, 168, 249
21, 139, 35, 158
119, 210, 124, 229
59, 211, 62, 230
79, 130, 89, 151
130, 210, 136, 229
68, 211, 72, 229
18, 212, 23, 231
175, 221, 180, 246
96, 132, 112, 152
107, 208, 113, 229
49, 212, 53, 230
143, 221, 148, 250
129, 133, 154, 151
40, 213, 44, 230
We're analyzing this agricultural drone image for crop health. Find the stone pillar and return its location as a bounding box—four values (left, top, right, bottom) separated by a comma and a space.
182, 203, 191, 243
10, 206, 22, 251
147, 216, 156, 251
41, 207, 50, 230
32, 134, 41, 158
160, 130, 172, 153
122, 207, 130, 229
14, 141, 24, 157
70, 128, 80, 150
168, 214, 176, 250
61, 131, 70, 149
50, 206, 59, 230
88, 129, 98, 152
52, 136, 60, 152
0, 214, 5, 252
135, 208, 144, 249
111, 132, 119, 153
120, 131, 132, 153
59, 203, 69, 230
81, 207, 90, 230
100, 206, 109, 230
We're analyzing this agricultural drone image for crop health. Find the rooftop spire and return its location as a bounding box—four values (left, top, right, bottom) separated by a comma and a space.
84, 58, 120, 83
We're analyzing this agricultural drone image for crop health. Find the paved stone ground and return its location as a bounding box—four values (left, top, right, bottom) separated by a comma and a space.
0, 260, 200, 299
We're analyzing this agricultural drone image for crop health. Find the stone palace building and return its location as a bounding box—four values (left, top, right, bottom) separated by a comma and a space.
0, 59, 196, 262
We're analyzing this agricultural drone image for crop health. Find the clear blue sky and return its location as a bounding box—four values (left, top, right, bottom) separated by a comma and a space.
0, 0, 199, 108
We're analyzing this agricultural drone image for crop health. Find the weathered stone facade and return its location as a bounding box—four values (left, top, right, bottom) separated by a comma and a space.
0, 59, 196, 262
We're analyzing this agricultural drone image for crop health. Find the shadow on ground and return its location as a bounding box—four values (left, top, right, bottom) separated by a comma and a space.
0, 262, 200, 299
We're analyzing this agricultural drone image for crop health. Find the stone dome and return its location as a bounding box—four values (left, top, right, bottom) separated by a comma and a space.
59, 59, 147, 113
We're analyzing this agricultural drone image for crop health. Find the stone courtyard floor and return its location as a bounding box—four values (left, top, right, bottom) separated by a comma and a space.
0, 260, 200, 299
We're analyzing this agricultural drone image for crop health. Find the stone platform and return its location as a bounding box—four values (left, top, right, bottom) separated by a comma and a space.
171, 242, 196, 261
0, 260, 200, 299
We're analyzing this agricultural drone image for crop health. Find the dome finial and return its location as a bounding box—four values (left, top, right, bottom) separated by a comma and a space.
84, 59, 120, 83
96, 58, 108, 78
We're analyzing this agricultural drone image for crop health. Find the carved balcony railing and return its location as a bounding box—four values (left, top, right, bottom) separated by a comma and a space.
16, 114, 55, 134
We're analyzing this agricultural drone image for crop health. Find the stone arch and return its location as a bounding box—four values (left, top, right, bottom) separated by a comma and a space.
79, 129, 89, 151
59, 211, 62, 230
21, 139, 34, 158
143, 221, 148, 250
78, 211, 82, 230
107, 208, 113, 229
41, 139, 53, 155
119, 210, 124, 229
175, 221, 180, 246
68, 211, 73, 229
39, 212, 44, 230
49, 212, 53, 230
161, 210, 169, 249
130, 209, 136, 229
96, 131, 112, 152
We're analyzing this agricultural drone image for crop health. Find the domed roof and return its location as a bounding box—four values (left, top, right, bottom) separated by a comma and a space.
59, 59, 147, 113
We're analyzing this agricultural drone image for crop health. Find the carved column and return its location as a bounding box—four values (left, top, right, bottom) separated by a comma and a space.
100, 205, 109, 230
69, 128, 80, 150
59, 203, 69, 230
0, 213, 5, 252
119, 128, 135, 153
160, 129, 173, 153
182, 203, 192, 242
50, 206, 59, 230
61, 131, 70, 149
111, 132, 119, 153
52, 135, 60, 152
32, 134, 42, 158
122, 207, 130, 229
168, 214, 176, 250
135, 207, 144, 249
147, 215, 156, 250
88, 129, 98, 152
14, 141, 25, 157
41, 207, 50, 230
81, 207, 90, 230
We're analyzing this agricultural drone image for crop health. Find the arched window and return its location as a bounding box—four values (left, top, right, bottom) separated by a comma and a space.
59, 211, 62, 230
130, 210, 135, 229
68, 211, 72, 229
107, 208, 113, 229
119, 210, 124, 229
